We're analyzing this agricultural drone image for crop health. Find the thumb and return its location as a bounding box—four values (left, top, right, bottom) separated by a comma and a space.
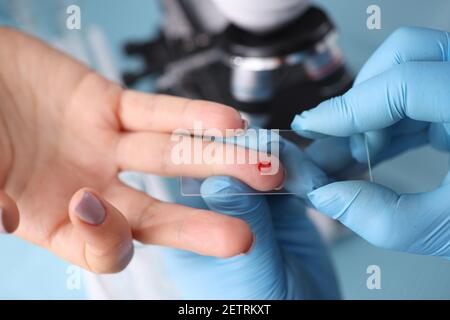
0, 190, 19, 234
68, 189, 134, 273
307, 180, 450, 257
307, 181, 399, 249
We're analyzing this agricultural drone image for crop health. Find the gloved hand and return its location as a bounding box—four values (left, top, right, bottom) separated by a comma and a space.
163, 175, 340, 299
291, 27, 450, 259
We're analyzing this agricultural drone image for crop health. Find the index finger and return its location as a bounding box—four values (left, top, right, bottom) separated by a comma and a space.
292, 62, 450, 137
355, 27, 450, 85
119, 91, 245, 135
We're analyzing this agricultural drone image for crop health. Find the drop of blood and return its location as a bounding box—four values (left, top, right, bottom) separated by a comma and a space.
257, 161, 272, 172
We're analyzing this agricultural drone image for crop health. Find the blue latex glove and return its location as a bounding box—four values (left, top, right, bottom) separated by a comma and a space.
291, 27, 450, 259
163, 176, 340, 299
293, 27, 450, 161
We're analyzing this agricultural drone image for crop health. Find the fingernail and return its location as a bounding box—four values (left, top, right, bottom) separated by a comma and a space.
0, 208, 9, 234
274, 169, 287, 191
242, 119, 249, 131
237, 233, 256, 256
75, 192, 106, 225
245, 233, 256, 254
234, 119, 249, 137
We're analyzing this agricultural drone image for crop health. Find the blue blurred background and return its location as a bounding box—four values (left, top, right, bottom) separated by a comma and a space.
1, 0, 450, 299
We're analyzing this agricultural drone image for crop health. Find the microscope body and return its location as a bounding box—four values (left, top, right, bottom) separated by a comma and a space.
123, 0, 352, 129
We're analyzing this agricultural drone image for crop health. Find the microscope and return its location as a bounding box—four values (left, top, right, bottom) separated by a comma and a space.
122, 0, 352, 130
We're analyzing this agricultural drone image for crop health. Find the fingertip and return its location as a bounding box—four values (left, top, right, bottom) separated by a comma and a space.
307, 181, 364, 219
252, 156, 286, 192
198, 177, 259, 256
195, 101, 244, 133
218, 104, 245, 130
69, 188, 96, 212
210, 217, 254, 258
308, 181, 397, 222
291, 113, 330, 139
309, 181, 403, 249
221, 153, 285, 193
69, 188, 134, 274
291, 113, 306, 131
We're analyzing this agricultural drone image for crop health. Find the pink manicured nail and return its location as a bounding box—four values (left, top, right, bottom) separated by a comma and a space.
0, 208, 7, 233
75, 192, 106, 225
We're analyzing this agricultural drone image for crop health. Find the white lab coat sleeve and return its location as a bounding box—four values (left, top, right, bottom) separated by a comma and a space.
210, 0, 310, 33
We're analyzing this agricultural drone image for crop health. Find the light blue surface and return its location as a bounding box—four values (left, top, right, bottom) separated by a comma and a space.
332, 235, 450, 300
0, 236, 85, 299
1, 0, 450, 299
